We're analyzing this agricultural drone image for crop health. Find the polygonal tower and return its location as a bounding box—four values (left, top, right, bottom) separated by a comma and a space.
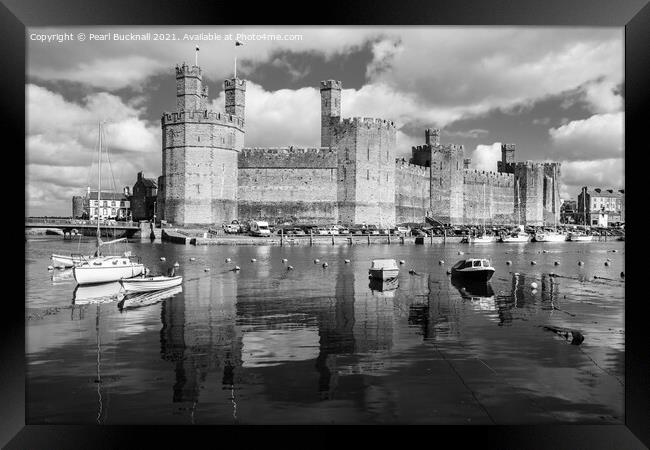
159, 62, 246, 226
320, 80, 341, 148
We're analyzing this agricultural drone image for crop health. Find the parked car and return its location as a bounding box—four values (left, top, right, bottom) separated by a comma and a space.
394, 226, 410, 235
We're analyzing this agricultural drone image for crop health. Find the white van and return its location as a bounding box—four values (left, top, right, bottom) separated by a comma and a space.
249, 221, 271, 237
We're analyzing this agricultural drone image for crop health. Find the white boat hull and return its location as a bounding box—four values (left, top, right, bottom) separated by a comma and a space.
568, 235, 593, 242
465, 236, 497, 243
533, 233, 567, 242
73, 257, 145, 285
121, 276, 183, 292
500, 234, 530, 243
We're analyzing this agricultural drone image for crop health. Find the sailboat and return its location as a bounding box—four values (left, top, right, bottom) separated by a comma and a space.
73, 122, 145, 285
567, 190, 593, 242
500, 178, 530, 243
467, 182, 497, 243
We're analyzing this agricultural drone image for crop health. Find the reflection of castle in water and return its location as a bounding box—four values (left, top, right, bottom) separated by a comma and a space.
494, 273, 558, 326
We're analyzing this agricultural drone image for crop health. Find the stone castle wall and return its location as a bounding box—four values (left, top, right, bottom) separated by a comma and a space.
237, 147, 339, 225
395, 160, 430, 224
462, 170, 514, 225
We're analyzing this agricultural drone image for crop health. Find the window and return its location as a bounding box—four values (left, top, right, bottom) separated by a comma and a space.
473, 260, 481, 267
111, 201, 115, 207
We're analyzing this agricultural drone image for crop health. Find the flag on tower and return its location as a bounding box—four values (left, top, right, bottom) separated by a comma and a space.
235, 40, 244, 46
196, 46, 200, 51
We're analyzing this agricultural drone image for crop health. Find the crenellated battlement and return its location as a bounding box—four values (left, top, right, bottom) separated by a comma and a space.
224, 78, 246, 89
320, 80, 342, 90
463, 168, 514, 185
175, 63, 202, 78
395, 159, 429, 178
338, 116, 397, 131
161, 110, 245, 129
239, 146, 338, 169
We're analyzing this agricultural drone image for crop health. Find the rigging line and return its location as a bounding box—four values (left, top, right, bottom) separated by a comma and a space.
103, 123, 120, 196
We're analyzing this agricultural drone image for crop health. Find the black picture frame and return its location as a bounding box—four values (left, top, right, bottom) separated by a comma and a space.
6, 0, 647, 447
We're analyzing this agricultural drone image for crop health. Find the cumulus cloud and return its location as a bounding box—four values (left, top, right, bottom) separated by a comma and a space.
559, 158, 624, 199
26, 84, 160, 215
548, 112, 623, 161
469, 143, 502, 172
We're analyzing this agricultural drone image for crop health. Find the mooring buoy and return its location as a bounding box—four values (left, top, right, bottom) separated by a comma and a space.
204, 268, 210, 272
439, 260, 444, 265
251, 258, 257, 263
344, 259, 350, 264
160, 257, 166, 261
530, 282, 538, 289
47, 265, 54, 271
281, 258, 288, 263
531, 261, 537, 265
173, 262, 180, 268
578, 261, 584, 266
287, 265, 294, 270
314, 259, 320, 264
506, 261, 512, 265
189, 257, 196, 261
232, 266, 240, 271
225, 258, 231, 263
399, 260, 405, 265
554, 261, 560, 265
604, 261, 610, 266
322, 262, 328, 268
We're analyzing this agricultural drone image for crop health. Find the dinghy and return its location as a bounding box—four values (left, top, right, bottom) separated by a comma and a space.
369, 259, 400, 281
121, 275, 183, 293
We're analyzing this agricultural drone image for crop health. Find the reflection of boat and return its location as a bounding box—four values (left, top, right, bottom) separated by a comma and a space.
121, 275, 183, 293
118, 285, 182, 310
451, 277, 495, 298
450, 258, 495, 282
52, 268, 75, 283
369, 277, 399, 293
73, 281, 124, 305
369, 259, 400, 280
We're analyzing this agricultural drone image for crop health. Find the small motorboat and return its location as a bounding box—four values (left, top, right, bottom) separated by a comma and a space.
450, 258, 495, 282
464, 234, 498, 244
121, 275, 183, 293
532, 231, 566, 242
369, 259, 400, 280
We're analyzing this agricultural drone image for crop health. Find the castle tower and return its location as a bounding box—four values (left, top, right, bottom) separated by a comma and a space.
425, 128, 440, 146
160, 62, 245, 226
320, 80, 342, 148
176, 63, 204, 111
501, 143, 515, 164
224, 78, 246, 121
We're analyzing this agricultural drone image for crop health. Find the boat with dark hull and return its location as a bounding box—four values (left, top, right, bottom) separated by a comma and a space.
450, 258, 495, 282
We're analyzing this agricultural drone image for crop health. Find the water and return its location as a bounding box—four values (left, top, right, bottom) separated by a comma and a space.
25, 236, 625, 424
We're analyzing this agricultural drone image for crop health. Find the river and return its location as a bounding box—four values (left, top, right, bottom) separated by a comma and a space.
25, 236, 625, 424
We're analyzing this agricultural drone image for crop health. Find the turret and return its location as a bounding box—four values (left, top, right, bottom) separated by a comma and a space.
175, 63, 203, 111
425, 128, 440, 146
320, 80, 342, 148
224, 78, 246, 122
501, 143, 515, 165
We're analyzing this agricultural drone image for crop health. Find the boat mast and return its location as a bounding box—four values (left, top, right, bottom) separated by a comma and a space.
97, 122, 102, 252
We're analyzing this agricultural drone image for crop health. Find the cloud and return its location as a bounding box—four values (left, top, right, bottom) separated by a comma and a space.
469, 143, 502, 172
26, 84, 161, 215
558, 158, 624, 199
548, 112, 623, 161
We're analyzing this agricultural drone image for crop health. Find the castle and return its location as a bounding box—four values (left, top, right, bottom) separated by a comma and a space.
158, 63, 561, 228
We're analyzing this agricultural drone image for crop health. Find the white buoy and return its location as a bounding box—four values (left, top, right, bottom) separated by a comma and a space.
458, 251, 464, 255
506, 261, 512, 265
233, 266, 240, 271
251, 258, 257, 263
314, 259, 320, 264
531, 261, 537, 265
439, 260, 444, 265
47, 265, 54, 271
399, 260, 405, 265
204, 267, 211, 272
344, 259, 350, 264
322, 262, 328, 268
173, 262, 180, 268
542, 250, 548, 253
514, 272, 520, 276
554, 261, 560, 265
604, 261, 610, 266
225, 258, 231, 263
281, 258, 288, 263
578, 261, 584, 266
530, 282, 538, 289
189, 257, 196, 261
160, 257, 166, 261
288, 265, 294, 270
531, 289, 538, 295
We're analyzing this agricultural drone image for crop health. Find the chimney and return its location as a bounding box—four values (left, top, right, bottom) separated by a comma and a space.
124, 186, 130, 196
137, 171, 143, 182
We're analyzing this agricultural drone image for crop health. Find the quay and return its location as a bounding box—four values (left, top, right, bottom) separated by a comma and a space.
25, 217, 141, 239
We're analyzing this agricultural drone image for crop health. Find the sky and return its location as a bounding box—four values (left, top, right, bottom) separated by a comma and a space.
26, 26, 624, 216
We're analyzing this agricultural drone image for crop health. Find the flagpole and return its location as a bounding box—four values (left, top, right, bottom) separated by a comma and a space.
195, 46, 198, 66
234, 54, 237, 79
